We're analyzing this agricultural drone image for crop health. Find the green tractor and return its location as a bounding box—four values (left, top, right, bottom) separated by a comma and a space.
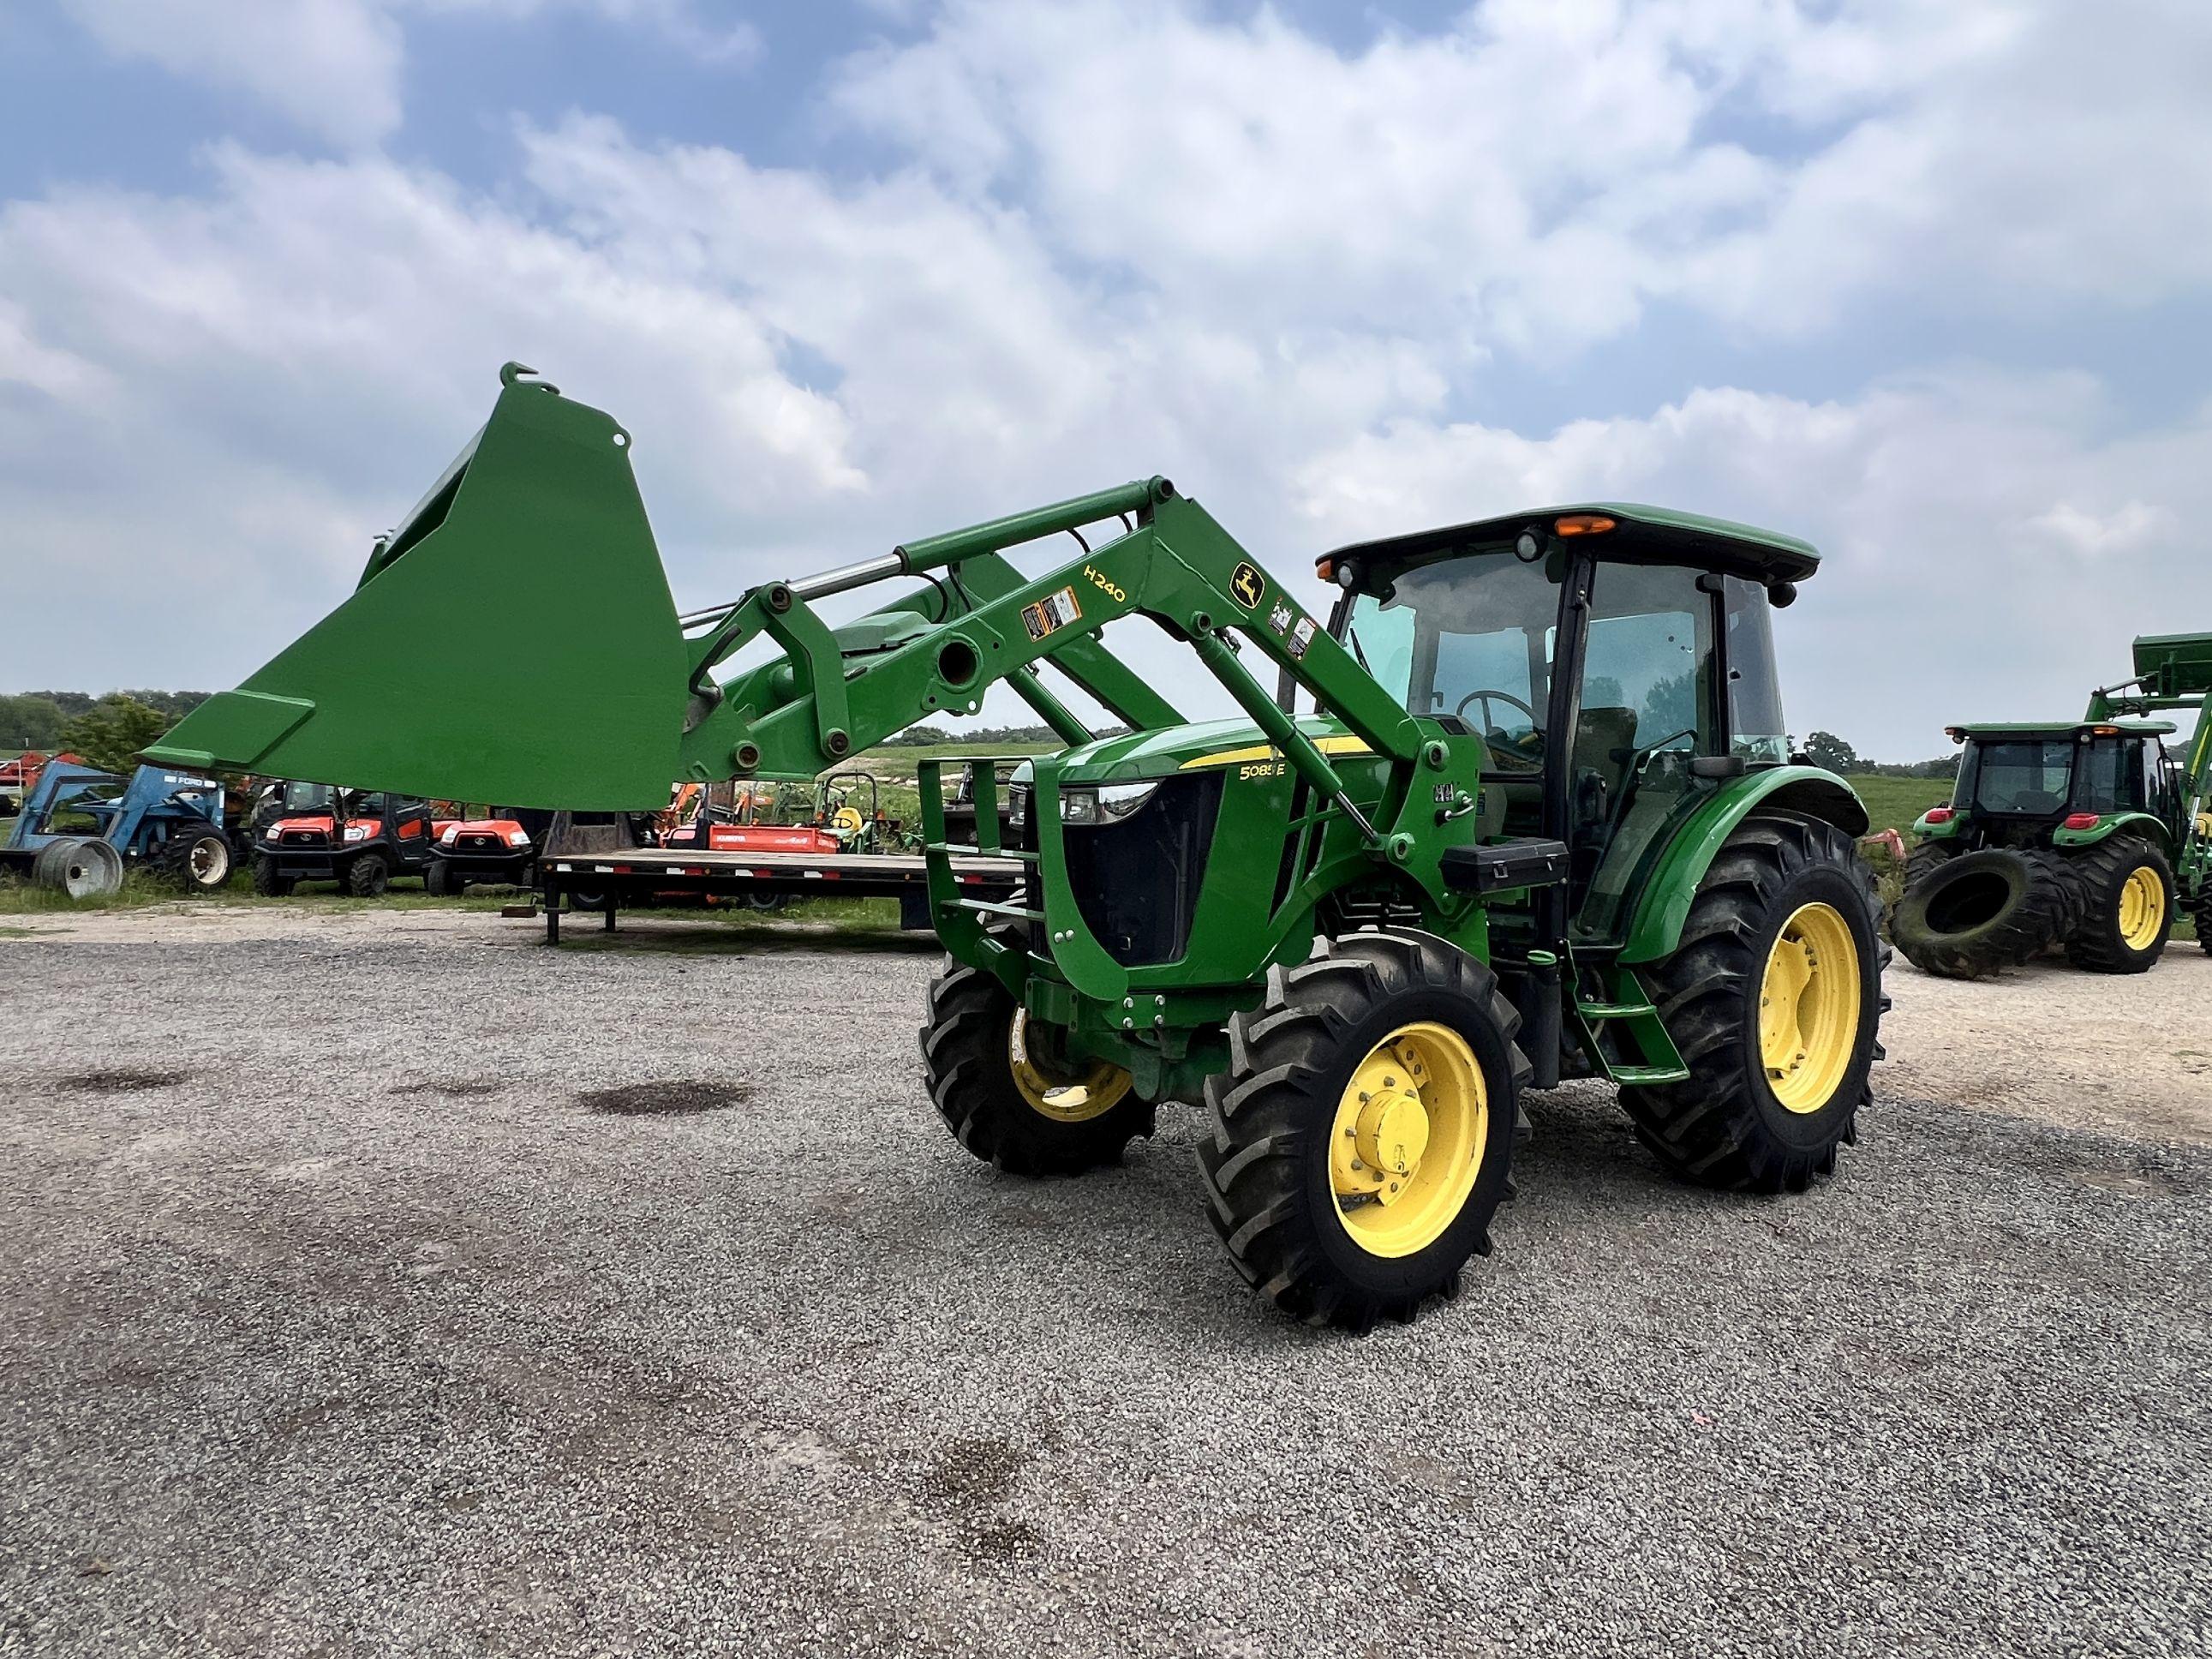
1893, 634, 2212, 979
149, 365, 1889, 1329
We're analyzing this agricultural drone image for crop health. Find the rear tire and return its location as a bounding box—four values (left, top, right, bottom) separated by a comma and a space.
2062, 837, 2174, 974
1197, 930, 1524, 1331
252, 853, 293, 897
154, 819, 231, 892
1622, 816, 1886, 1194
1889, 847, 2067, 979
345, 854, 390, 898
919, 949, 1154, 1176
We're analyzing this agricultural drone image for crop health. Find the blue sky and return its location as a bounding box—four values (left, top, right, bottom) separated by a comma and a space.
3, 0, 2209, 758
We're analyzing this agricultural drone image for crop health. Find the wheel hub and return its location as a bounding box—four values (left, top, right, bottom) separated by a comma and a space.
1757, 901, 1861, 1115
1328, 1023, 1486, 1255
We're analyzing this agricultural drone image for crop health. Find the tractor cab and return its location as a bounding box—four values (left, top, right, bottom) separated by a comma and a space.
1925, 722, 2181, 849
1322, 506, 1848, 947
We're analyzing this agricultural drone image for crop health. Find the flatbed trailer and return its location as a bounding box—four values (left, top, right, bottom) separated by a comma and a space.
536, 845, 1025, 942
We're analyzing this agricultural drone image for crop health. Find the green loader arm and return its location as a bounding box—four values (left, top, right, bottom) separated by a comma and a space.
148, 370, 1482, 901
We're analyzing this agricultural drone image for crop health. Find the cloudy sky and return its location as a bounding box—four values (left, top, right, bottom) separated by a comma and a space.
3, 0, 2207, 758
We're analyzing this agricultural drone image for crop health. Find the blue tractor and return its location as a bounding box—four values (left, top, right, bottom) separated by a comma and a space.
0, 763, 234, 897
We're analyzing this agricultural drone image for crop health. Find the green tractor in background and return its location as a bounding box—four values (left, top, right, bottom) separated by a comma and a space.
1892, 634, 2212, 979
148, 365, 1889, 1330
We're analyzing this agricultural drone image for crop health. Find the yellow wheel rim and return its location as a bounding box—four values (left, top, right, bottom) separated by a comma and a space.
1327, 1021, 1486, 1259
2119, 865, 2165, 950
1758, 901, 1862, 1115
1008, 1010, 1132, 1123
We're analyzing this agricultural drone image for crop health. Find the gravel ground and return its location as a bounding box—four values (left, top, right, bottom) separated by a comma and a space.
3, 908, 2209, 1657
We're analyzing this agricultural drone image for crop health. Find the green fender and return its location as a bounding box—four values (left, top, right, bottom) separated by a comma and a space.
1618, 766, 1869, 965
2051, 810, 2171, 852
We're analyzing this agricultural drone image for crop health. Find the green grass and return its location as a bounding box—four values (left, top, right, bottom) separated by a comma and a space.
1841, 773, 1952, 838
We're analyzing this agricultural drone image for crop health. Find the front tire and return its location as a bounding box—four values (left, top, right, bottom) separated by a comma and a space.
345, 854, 390, 898
426, 859, 459, 896
251, 853, 294, 897
919, 953, 1154, 1176
1623, 816, 1886, 1194
2063, 837, 2174, 973
1197, 930, 1525, 1331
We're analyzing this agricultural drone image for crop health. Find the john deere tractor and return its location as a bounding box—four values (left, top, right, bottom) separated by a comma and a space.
1893, 634, 2211, 979
149, 364, 1888, 1330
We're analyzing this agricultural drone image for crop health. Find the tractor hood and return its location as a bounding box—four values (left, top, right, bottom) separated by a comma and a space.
1046, 716, 1376, 787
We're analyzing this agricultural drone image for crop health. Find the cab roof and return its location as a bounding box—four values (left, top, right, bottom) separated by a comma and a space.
1318, 503, 1820, 584
1952, 721, 2178, 740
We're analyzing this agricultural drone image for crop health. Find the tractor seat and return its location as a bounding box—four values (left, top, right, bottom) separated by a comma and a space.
1573, 705, 1641, 811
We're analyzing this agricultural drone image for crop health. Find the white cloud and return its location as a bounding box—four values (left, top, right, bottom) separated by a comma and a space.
62, 0, 407, 149
1292, 374, 2212, 752
60, 0, 761, 148
9, 2, 2212, 758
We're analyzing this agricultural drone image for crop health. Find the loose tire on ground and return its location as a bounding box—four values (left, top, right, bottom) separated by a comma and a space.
2194, 889, 2212, 956
1902, 840, 1957, 893
2062, 836, 2174, 974
1889, 847, 2068, 980
919, 945, 1155, 1177
345, 854, 391, 898
1197, 929, 1526, 1331
1623, 815, 1886, 1194
153, 818, 232, 892
252, 853, 293, 897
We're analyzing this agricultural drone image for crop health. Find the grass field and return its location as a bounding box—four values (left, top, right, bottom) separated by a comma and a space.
1842, 772, 1954, 837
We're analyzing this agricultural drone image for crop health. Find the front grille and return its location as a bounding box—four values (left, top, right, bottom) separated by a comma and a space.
1064, 774, 1223, 967
458, 834, 502, 853
279, 830, 327, 847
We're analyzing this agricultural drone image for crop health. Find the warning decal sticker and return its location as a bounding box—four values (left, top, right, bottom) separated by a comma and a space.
1022, 584, 1083, 642
1287, 616, 1317, 661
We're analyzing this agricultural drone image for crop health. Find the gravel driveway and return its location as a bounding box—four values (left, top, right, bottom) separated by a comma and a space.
3, 909, 2209, 1657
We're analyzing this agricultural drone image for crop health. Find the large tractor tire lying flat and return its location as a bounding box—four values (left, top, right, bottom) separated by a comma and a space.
1890, 847, 2069, 979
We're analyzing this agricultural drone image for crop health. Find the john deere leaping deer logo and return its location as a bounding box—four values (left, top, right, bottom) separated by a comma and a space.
1229, 562, 1264, 609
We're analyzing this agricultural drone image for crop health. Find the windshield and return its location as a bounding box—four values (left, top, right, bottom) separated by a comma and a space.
1343, 549, 1563, 773
279, 782, 333, 812
1962, 740, 2073, 815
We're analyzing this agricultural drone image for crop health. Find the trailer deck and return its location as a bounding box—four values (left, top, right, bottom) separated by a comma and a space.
537, 845, 1025, 941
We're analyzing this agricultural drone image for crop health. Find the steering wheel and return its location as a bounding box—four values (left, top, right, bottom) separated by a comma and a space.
1455, 689, 1539, 735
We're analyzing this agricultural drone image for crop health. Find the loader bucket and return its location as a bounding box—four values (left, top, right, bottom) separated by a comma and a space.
146, 372, 688, 809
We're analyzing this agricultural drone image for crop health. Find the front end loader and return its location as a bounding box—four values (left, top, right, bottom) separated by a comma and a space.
152, 366, 1888, 1330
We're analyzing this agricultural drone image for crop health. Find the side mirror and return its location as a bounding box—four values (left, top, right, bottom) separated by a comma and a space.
1690, 755, 1749, 781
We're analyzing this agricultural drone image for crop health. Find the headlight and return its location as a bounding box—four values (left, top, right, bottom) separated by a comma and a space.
1097, 782, 1158, 820
1007, 787, 1029, 829
343, 824, 372, 842
505, 829, 532, 847
1060, 782, 1159, 824
439, 825, 459, 845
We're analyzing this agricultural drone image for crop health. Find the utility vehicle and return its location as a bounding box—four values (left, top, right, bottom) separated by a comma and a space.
252, 782, 440, 895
